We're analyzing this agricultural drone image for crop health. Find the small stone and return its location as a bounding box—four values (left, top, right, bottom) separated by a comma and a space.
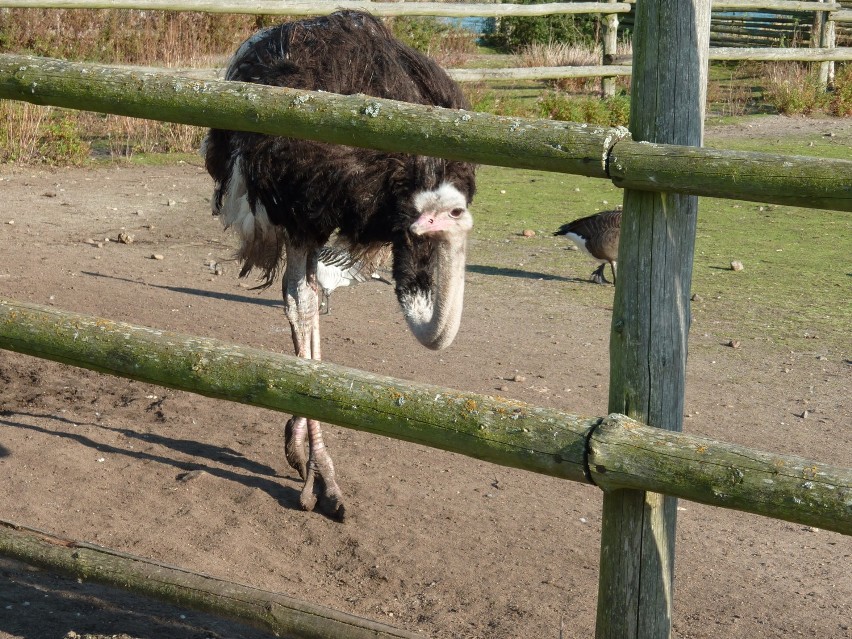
512, 374, 526, 383
6, 220, 14, 225
727, 339, 741, 349
567, 244, 578, 251
522, 229, 535, 238
151, 254, 164, 260
730, 260, 744, 271
497, 385, 509, 392
167, 199, 177, 207
117, 232, 134, 244
801, 410, 809, 419
499, 190, 506, 195
691, 293, 702, 302
42, 191, 57, 198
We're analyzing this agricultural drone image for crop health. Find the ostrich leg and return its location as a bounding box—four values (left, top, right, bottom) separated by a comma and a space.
282, 245, 345, 519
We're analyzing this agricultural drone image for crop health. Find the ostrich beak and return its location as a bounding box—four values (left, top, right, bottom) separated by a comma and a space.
410, 208, 472, 236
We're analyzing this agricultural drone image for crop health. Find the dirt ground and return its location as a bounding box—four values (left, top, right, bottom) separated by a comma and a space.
0, 116, 850, 639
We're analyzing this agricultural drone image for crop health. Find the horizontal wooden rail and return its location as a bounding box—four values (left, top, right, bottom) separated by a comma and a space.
710, 46, 852, 61
2, 55, 851, 211
0, 520, 419, 639
608, 140, 852, 211
1, 298, 850, 535
588, 416, 851, 535
0, 54, 624, 179
0, 298, 594, 483
712, 0, 840, 8
0, 0, 633, 15
831, 10, 852, 22
448, 64, 633, 81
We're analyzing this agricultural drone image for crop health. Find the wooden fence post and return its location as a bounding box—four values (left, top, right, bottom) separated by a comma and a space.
812, 0, 836, 88
602, 0, 620, 97
594, 0, 711, 637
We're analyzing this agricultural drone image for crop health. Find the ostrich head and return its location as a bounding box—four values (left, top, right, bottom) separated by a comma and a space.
393, 182, 473, 351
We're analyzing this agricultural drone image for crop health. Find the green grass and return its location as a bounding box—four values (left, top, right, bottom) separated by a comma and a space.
707, 126, 852, 161
469, 128, 850, 357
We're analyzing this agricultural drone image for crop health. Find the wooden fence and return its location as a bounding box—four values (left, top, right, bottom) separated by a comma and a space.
0, 2, 851, 638
2, 0, 850, 92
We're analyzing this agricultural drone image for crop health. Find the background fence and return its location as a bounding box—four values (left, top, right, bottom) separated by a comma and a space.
3, 0, 850, 92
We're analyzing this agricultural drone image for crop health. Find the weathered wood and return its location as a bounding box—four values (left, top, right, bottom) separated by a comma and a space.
608, 141, 852, 212
830, 9, 852, 22
0, 520, 420, 639
601, 0, 621, 97
0, 54, 626, 180
814, 0, 837, 87
710, 46, 852, 60
447, 65, 633, 81
0, 0, 633, 16
596, 1, 711, 638
588, 415, 852, 536
0, 297, 594, 483
713, 0, 839, 9
2, 55, 850, 212
1, 298, 850, 533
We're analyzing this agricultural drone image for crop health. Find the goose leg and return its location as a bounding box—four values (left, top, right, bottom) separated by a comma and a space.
282, 245, 345, 519
590, 263, 610, 285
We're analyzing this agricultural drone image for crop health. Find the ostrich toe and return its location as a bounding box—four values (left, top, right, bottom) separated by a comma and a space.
284, 416, 308, 480
301, 452, 346, 521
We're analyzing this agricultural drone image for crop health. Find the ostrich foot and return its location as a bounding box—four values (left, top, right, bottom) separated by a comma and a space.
301, 454, 346, 521
284, 416, 308, 480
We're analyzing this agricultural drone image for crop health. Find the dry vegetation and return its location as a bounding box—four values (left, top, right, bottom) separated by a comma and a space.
0, 10, 850, 165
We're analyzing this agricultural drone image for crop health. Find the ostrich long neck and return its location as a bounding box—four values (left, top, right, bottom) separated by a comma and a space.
402, 235, 468, 351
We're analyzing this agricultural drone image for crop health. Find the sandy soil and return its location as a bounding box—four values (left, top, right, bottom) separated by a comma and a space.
0, 117, 850, 638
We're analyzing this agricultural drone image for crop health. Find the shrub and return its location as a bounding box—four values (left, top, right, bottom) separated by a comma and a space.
829, 63, 852, 116
762, 63, 830, 115
387, 16, 476, 67
519, 41, 600, 91
539, 92, 630, 126
488, 0, 599, 50
38, 117, 90, 165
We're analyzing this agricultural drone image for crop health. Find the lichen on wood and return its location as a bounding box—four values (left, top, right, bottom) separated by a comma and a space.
0, 297, 594, 483
0, 520, 420, 639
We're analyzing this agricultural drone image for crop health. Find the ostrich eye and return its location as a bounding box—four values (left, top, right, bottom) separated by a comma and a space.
449, 208, 464, 218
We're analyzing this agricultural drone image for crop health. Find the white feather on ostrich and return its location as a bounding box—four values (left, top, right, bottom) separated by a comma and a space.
203, 10, 476, 519
315, 245, 391, 314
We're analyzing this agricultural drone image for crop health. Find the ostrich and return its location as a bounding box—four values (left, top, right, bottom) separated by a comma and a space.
203, 10, 476, 519
554, 209, 621, 285
316, 245, 391, 314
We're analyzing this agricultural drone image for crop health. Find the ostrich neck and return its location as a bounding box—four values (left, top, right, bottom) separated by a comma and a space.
402, 235, 468, 351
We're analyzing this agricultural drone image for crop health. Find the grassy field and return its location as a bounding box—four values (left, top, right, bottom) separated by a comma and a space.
469, 130, 850, 358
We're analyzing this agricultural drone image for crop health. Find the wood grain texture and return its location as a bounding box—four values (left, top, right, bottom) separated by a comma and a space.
596, 1, 711, 637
